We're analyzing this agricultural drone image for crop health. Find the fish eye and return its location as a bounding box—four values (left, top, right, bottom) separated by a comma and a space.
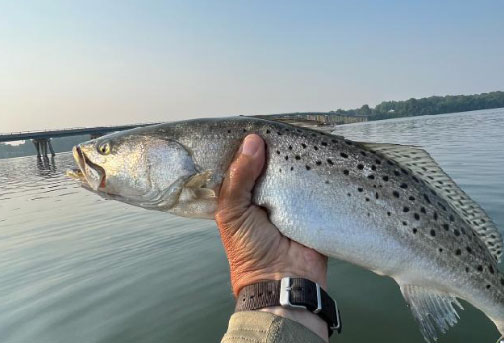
98, 142, 111, 155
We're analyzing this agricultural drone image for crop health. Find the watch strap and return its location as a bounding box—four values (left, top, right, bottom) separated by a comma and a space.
235, 277, 341, 336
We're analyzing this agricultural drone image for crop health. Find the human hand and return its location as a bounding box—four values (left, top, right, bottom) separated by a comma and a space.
215, 134, 329, 341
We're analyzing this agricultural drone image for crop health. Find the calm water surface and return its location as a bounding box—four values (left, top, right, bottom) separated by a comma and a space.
1, 108, 503, 343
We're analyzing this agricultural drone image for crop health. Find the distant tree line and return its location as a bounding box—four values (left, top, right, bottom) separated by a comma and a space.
331, 91, 504, 120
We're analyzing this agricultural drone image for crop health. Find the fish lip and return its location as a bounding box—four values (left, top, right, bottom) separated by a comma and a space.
73, 146, 106, 189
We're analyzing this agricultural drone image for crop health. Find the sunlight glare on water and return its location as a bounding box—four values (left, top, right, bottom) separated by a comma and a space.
1, 108, 503, 342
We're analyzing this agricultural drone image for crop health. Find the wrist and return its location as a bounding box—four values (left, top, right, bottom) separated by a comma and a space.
259, 306, 329, 342
232, 270, 327, 297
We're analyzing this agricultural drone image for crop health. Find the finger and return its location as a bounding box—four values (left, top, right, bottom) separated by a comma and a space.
218, 134, 265, 213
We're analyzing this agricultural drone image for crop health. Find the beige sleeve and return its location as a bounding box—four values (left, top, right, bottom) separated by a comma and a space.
221, 311, 326, 343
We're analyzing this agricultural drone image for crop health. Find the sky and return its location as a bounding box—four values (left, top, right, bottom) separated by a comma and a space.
1, 0, 503, 133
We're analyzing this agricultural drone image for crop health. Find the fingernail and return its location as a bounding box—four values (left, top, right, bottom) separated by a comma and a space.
242, 135, 260, 157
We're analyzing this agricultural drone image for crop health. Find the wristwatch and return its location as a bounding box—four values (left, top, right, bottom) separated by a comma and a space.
235, 277, 342, 336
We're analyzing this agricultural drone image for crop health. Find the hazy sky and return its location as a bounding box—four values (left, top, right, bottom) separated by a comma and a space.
1, 1, 503, 133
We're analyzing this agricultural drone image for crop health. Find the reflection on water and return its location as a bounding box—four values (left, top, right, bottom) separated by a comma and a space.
36, 156, 57, 175
0, 108, 503, 343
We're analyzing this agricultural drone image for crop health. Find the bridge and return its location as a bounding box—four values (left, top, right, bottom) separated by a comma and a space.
0, 123, 158, 157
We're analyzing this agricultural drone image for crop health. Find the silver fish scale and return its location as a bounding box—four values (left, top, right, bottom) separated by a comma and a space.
167, 117, 503, 289
87, 116, 504, 339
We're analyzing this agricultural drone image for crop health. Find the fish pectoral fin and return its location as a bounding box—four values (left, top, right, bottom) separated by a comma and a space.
399, 283, 463, 343
181, 171, 217, 201
185, 170, 213, 189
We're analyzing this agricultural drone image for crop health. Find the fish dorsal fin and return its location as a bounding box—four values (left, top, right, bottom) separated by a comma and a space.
400, 283, 463, 343
249, 115, 339, 134
361, 142, 503, 263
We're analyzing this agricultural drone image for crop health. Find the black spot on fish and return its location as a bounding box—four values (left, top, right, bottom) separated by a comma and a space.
227, 129, 231, 133
347, 193, 351, 197
367, 175, 375, 180
412, 176, 419, 183
489, 265, 495, 274
288, 145, 292, 150
424, 194, 431, 204
387, 211, 391, 216
371, 165, 376, 171
466, 267, 470, 273
343, 169, 349, 175
316, 161, 322, 166
360, 151, 367, 156
340, 152, 348, 158
243, 129, 247, 132
382, 175, 389, 181
439, 248, 443, 253
375, 192, 379, 199
295, 155, 301, 160
400, 183, 408, 189
403, 206, 410, 213
430, 229, 436, 237
277, 131, 282, 135
403, 221, 408, 226
486, 285, 491, 290
358, 187, 363, 192
327, 159, 334, 165
321, 141, 327, 146
285, 156, 289, 160
420, 207, 426, 214
305, 165, 311, 170
412, 228, 418, 234
394, 170, 400, 176
433, 212, 438, 220
438, 202, 447, 211
449, 214, 455, 222
376, 159, 381, 165
455, 249, 461, 255
365, 197, 370, 202
301, 143, 307, 149
357, 164, 364, 170
454, 229, 460, 237
331, 139, 338, 143
325, 180, 329, 184
314, 146, 319, 151
290, 167, 294, 171
409, 196, 415, 201
414, 213, 420, 220
501, 278, 504, 286
266, 129, 271, 134
276, 150, 280, 155
393, 191, 400, 198
443, 224, 449, 231
477, 265, 483, 272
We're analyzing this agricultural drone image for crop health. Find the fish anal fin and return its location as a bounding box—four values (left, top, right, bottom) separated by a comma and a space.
400, 283, 463, 343
361, 142, 503, 263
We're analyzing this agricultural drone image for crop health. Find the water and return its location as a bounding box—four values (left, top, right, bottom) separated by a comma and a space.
1, 108, 503, 343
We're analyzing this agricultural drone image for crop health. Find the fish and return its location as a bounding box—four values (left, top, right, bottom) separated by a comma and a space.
67, 116, 504, 342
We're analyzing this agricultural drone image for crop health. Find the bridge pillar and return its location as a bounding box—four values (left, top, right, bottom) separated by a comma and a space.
32, 138, 55, 157
47, 138, 56, 156
32, 139, 41, 157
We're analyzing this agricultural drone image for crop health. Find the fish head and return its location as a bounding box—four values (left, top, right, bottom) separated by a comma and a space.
68, 131, 198, 208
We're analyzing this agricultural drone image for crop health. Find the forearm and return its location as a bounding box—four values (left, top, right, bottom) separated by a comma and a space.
222, 310, 328, 343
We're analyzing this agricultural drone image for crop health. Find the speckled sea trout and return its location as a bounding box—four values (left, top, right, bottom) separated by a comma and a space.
67, 117, 504, 342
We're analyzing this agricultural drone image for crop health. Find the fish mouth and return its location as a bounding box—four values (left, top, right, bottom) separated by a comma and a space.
66, 146, 106, 190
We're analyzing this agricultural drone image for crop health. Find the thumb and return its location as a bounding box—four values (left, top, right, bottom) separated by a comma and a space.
218, 134, 265, 213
